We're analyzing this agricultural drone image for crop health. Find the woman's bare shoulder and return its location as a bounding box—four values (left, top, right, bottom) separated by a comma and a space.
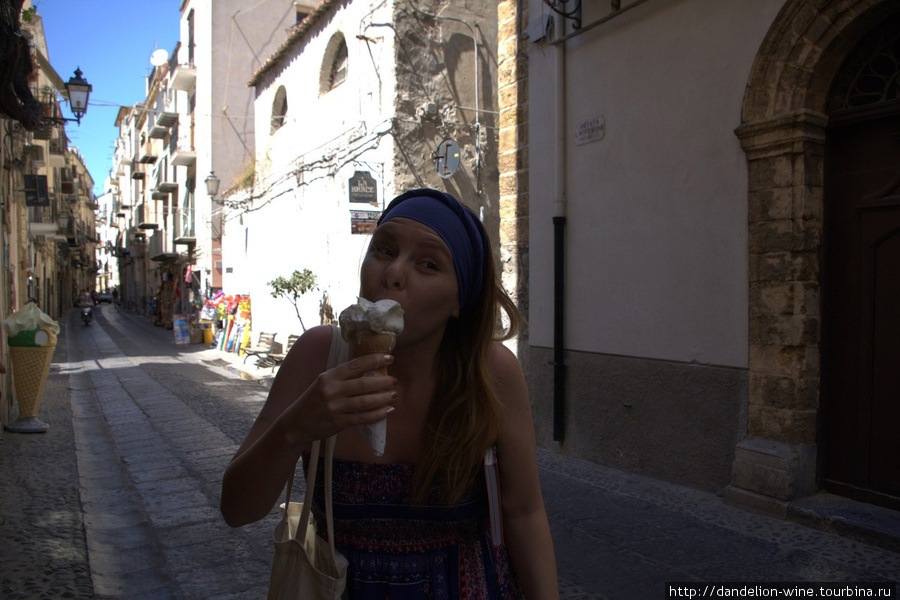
488, 342, 527, 401
488, 341, 523, 375
290, 324, 336, 354
272, 325, 337, 386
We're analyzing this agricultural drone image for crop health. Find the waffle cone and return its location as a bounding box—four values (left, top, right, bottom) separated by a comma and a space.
351, 333, 396, 376
9, 344, 55, 418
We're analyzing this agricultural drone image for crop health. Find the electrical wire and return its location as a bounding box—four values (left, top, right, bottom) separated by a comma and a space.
541, 0, 582, 30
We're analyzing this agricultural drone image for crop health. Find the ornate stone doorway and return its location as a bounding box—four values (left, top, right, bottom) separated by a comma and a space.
821, 18, 900, 511
729, 0, 900, 513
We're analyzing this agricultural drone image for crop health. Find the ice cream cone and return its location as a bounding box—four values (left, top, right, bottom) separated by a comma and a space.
351, 332, 397, 376
349, 333, 396, 457
9, 344, 55, 418
339, 298, 403, 457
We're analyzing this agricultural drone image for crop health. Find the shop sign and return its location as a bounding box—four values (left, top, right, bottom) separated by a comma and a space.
350, 210, 379, 235
349, 171, 377, 205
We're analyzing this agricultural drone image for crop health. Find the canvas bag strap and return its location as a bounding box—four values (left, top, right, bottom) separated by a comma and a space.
287, 326, 347, 553
321, 326, 347, 549
282, 435, 320, 532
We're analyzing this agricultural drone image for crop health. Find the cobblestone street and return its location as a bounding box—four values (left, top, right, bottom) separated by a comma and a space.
1, 305, 898, 599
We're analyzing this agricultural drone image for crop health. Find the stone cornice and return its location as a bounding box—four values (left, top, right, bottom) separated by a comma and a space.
735, 109, 828, 158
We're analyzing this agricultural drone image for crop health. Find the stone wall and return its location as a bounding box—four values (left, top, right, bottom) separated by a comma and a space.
390, 0, 499, 230
730, 109, 826, 508
728, 0, 900, 512
497, 0, 529, 363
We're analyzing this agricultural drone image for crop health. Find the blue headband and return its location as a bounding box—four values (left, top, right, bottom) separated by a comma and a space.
378, 189, 487, 315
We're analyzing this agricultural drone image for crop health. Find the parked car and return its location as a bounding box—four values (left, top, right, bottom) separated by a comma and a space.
96, 291, 113, 304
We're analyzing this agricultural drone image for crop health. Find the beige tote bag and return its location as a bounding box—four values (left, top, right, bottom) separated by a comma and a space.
267, 326, 349, 600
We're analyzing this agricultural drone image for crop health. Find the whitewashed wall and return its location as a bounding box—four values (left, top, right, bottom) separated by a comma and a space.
226, 0, 398, 339
179, 0, 296, 298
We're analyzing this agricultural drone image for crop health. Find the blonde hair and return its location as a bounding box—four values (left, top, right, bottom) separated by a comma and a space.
412, 255, 522, 505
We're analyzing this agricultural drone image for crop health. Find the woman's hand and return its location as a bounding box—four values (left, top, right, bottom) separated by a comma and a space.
221, 326, 395, 527
274, 351, 397, 449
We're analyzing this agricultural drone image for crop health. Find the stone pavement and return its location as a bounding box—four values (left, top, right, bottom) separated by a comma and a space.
1, 305, 899, 599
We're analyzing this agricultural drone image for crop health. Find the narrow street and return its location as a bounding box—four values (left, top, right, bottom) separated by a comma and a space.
65, 304, 274, 599
1, 305, 898, 599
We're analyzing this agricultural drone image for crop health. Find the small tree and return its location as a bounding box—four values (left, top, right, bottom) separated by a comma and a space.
268, 269, 318, 332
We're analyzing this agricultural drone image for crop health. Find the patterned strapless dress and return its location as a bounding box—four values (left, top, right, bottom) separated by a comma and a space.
308, 458, 524, 600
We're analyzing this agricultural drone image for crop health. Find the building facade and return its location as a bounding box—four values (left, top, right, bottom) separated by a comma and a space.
108, 0, 297, 327
515, 0, 900, 513
222, 0, 500, 338
1, 2, 99, 424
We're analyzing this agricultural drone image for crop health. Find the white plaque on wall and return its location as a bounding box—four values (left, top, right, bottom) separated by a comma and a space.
575, 116, 606, 146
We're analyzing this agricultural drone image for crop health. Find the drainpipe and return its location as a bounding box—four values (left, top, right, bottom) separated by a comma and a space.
552, 13, 567, 442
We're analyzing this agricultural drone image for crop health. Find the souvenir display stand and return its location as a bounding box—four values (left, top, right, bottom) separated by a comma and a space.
200, 293, 252, 357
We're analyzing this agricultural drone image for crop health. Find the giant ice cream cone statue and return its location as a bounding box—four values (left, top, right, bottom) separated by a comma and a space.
339, 298, 404, 456
3, 302, 59, 433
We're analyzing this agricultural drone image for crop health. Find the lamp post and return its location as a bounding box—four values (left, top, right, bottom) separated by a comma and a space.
64, 67, 92, 125
204, 171, 220, 201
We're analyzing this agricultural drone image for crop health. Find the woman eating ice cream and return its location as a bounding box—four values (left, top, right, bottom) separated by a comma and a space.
221, 188, 559, 600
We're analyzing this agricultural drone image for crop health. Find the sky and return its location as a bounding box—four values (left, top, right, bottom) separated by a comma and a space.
34, 0, 182, 196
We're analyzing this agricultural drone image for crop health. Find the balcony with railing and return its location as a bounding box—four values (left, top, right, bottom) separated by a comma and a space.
150, 110, 178, 139
131, 159, 146, 180
78, 176, 92, 200
136, 201, 159, 231
175, 203, 196, 246
170, 62, 196, 92
152, 158, 178, 200
48, 138, 66, 167
167, 41, 195, 92
139, 138, 158, 164
170, 116, 196, 166
59, 173, 75, 195
30, 86, 58, 140
27, 202, 60, 238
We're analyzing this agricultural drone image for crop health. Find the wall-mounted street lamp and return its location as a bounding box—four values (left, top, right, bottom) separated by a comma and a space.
65, 68, 92, 124
45, 68, 93, 125
204, 170, 221, 203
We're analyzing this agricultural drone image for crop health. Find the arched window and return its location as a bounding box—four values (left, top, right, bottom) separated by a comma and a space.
271, 85, 287, 133
827, 19, 900, 112
320, 34, 348, 94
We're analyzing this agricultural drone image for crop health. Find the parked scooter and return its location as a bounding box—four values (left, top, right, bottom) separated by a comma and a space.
81, 305, 93, 326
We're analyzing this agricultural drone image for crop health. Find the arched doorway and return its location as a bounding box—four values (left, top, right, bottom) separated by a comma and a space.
730, 0, 900, 512
821, 18, 900, 510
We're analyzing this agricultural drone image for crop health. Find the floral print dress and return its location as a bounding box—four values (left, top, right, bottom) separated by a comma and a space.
308, 458, 524, 600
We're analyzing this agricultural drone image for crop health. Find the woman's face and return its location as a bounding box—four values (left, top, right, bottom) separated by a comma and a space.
360, 217, 460, 345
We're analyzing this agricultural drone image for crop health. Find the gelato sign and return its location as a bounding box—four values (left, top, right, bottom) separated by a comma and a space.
349, 171, 377, 205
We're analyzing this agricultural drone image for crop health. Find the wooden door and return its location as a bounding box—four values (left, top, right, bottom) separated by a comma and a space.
822, 112, 900, 510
